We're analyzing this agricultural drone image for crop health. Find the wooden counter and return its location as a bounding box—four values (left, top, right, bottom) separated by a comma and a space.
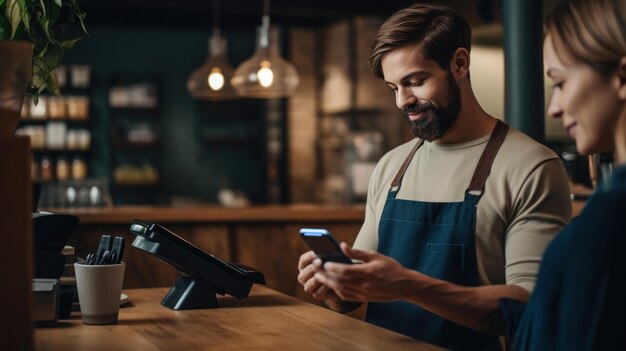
52, 204, 366, 224
51, 205, 365, 306
35, 286, 443, 351
50, 201, 584, 306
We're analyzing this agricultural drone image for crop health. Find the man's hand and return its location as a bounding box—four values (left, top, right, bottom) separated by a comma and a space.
314, 242, 419, 302
297, 250, 340, 301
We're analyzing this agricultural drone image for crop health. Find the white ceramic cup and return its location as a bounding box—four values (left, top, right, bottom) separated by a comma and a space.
74, 262, 125, 325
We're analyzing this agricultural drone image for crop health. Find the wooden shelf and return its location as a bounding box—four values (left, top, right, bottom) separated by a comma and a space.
113, 140, 161, 150
114, 182, 160, 190
19, 118, 90, 124
32, 148, 90, 155
323, 108, 382, 118
201, 136, 260, 145
32, 178, 92, 184
110, 106, 159, 114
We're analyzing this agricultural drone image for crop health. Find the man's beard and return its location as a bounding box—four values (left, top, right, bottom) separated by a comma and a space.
403, 71, 461, 141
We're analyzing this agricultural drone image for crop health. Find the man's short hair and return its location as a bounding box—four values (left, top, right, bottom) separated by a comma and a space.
369, 4, 472, 79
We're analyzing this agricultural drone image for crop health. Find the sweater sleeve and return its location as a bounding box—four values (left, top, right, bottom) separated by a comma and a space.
504, 158, 571, 292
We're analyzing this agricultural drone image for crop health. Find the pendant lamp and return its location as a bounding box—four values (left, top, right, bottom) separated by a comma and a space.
231, 0, 299, 99
187, 0, 237, 100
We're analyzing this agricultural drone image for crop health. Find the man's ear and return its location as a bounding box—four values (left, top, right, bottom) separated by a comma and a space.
451, 47, 470, 79
616, 56, 626, 100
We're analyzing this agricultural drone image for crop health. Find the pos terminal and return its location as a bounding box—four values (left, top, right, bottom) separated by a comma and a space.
129, 220, 265, 310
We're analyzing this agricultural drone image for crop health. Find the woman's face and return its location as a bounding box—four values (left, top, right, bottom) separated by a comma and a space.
544, 34, 621, 156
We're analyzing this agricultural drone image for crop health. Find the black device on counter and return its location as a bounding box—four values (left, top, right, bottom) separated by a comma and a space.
129, 220, 265, 310
32, 212, 80, 323
33, 212, 79, 278
299, 228, 353, 265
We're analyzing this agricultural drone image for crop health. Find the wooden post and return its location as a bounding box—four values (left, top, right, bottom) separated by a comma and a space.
0, 136, 33, 351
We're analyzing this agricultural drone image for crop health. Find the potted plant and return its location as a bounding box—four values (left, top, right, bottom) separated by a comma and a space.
0, 0, 86, 137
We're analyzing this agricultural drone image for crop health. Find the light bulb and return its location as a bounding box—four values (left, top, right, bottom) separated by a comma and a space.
231, 23, 299, 98
257, 60, 274, 88
187, 34, 237, 100
208, 67, 225, 91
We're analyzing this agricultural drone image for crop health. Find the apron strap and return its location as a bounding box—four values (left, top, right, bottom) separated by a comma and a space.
467, 120, 510, 194
390, 139, 424, 191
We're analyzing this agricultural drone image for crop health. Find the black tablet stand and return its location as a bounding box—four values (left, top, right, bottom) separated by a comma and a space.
130, 221, 265, 310
161, 276, 219, 310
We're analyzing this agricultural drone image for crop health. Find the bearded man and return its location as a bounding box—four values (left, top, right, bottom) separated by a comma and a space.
297, 4, 572, 351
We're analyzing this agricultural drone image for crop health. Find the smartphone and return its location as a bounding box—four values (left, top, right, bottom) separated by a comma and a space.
299, 228, 352, 264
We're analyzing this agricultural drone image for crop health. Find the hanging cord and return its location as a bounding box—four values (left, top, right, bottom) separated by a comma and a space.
213, 0, 221, 37
264, 0, 270, 18
210, 0, 223, 56
260, 0, 270, 47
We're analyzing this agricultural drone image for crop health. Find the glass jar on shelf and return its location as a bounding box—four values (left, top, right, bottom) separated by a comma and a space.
66, 130, 78, 150
56, 157, 70, 181
45, 122, 66, 149
40, 156, 53, 181
70, 65, 91, 88
78, 129, 91, 150
48, 96, 67, 119
67, 96, 90, 120
55, 65, 68, 88
29, 96, 48, 119
71, 157, 87, 180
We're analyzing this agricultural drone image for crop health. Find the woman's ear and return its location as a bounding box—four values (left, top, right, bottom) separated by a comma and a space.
616, 56, 626, 100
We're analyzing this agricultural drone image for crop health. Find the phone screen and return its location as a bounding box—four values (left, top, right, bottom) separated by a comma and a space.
300, 228, 352, 264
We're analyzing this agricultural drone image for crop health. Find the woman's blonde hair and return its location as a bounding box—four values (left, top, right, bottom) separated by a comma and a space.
545, 0, 626, 75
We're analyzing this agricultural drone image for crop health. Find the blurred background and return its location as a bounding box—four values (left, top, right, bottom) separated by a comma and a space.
17, 0, 592, 208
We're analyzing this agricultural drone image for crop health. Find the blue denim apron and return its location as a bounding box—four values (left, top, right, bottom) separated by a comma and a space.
366, 120, 509, 351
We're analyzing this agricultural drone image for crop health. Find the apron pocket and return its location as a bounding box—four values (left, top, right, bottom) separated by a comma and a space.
424, 243, 466, 285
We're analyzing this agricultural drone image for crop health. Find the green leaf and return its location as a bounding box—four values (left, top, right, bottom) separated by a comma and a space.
0, 12, 10, 39
59, 37, 79, 49
17, 0, 30, 34
39, 17, 56, 44
44, 43, 64, 64
45, 70, 59, 95
8, 0, 22, 38
32, 64, 45, 88
48, 0, 60, 27
3, 0, 88, 96
78, 11, 87, 35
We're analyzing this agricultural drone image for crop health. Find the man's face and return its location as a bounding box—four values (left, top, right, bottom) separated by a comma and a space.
381, 43, 461, 141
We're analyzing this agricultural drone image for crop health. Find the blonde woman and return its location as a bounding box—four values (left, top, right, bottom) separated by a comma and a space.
501, 0, 626, 349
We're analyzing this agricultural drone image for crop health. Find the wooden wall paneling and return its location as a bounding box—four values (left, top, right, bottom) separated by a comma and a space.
189, 224, 232, 261
233, 224, 304, 296
65, 219, 364, 294
288, 28, 318, 203
0, 136, 33, 351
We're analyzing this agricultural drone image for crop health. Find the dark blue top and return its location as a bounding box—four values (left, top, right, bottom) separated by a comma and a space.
501, 164, 626, 350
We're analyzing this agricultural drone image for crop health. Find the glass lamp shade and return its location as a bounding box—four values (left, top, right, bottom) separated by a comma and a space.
187, 35, 237, 100
231, 21, 299, 99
